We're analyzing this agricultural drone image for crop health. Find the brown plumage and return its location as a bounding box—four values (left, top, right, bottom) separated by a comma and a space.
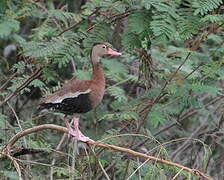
38, 42, 121, 142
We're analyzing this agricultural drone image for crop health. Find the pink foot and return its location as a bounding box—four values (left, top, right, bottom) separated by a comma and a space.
69, 128, 94, 142
64, 116, 94, 142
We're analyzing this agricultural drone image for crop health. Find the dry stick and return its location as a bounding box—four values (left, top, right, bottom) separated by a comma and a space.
0, 72, 17, 91
153, 52, 191, 105
50, 133, 67, 180
131, 52, 197, 149
3, 124, 212, 180
85, 11, 130, 33
127, 157, 149, 180
110, 12, 130, 23
90, 146, 111, 180
171, 124, 206, 160
95, 161, 116, 180
57, 20, 83, 36
71, 138, 78, 179
0, 68, 42, 106
0, 72, 7, 79
6, 154, 23, 180
123, 159, 130, 180
129, 53, 192, 150
139, 52, 191, 115
57, 7, 101, 36
7, 101, 31, 178
7, 102, 27, 147
109, 9, 133, 21
133, 96, 224, 150
97, 156, 111, 180
58, 8, 131, 36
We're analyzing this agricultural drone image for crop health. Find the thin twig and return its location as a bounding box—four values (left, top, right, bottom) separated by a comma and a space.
1, 124, 213, 180
140, 52, 191, 114
0, 68, 42, 106
133, 96, 224, 150
171, 124, 207, 160
7, 102, 27, 147
57, 7, 101, 36
129, 53, 192, 151
95, 160, 116, 180
127, 157, 149, 180
50, 133, 67, 180
98, 158, 111, 180
6, 154, 23, 180
171, 168, 184, 180
57, 20, 83, 36
70, 138, 78, 179
0, 72, 17, 92
153, 52, 191, 104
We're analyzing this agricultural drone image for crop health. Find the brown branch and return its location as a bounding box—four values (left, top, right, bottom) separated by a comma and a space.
153, 52, 191, 104
58, 8, 131, 35
0, 72, 18, 92
0, 68, 42, 106
1, 124, 212, 180
133, 96, 224, 150
9, 147, 45, 157
57, 20, 83, 36
57, 7, 101, 36
140, 52, 192, 114
5, 154, 23, 180
110, 12, 130, 23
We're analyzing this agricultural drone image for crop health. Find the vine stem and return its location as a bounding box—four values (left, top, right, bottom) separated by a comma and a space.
2, 124, 212, 180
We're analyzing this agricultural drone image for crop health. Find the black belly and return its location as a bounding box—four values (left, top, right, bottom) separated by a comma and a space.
40, 93, 92, 115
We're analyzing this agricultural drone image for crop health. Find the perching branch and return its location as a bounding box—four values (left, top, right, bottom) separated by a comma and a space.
1, 124, 212, 180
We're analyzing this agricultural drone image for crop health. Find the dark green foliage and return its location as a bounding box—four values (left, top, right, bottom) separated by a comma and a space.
0, 0, 224, 179
192, 0, 223, 15
122, 10, 152, 49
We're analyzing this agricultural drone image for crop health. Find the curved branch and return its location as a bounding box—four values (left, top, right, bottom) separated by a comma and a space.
6, 124, 67, 148
3, 124, 212, 180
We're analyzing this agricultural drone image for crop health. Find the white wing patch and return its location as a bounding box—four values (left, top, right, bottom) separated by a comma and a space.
46, 89, 91, 104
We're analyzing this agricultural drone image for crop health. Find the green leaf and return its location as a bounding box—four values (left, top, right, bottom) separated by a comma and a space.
201, 14, 224, 23
190, 84, 221, 96
192, 0, 223, 15
0, 19, 20, 38
29, 79, 45, 88
100, 111, 139, 121
122, 10, 152, 49
107, 86, 127, 102
103, 59, 128, 74
76, 70, 91, 80
148, 105, 167, 128
1, 171, 18, 180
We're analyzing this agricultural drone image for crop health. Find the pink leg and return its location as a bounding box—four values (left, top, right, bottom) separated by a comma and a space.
64, 116, 94, 142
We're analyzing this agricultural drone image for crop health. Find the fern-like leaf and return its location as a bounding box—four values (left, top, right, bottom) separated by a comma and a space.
107, 86, 127, 102
0, 19, 20, 38
192, 0, 223, 15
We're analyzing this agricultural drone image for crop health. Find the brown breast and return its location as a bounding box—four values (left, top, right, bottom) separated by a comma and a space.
89, 80, 105, 108
89, 65, 105, 108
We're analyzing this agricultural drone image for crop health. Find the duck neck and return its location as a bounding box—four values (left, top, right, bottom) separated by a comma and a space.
91, 54, 105, 83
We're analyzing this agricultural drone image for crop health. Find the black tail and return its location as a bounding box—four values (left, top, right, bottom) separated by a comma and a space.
34, 104, 50, 115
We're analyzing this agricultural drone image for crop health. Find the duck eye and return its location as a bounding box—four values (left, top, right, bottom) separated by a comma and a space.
102, 46, 106, 49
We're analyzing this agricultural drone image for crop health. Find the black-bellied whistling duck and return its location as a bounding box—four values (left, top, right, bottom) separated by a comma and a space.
38, 43, 121, 142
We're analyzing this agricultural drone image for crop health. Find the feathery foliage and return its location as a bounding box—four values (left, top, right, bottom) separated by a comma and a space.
0, 0, 224, 179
